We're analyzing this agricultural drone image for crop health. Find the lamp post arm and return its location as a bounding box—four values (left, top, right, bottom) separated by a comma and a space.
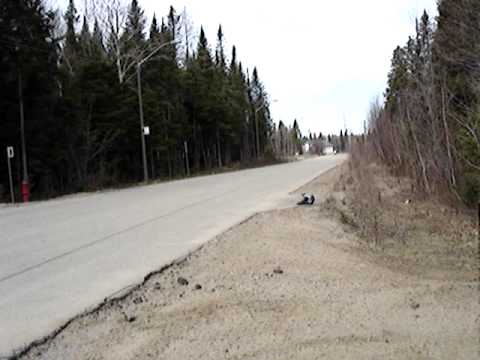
138, 39, 179, 67
255, 103, 266, 114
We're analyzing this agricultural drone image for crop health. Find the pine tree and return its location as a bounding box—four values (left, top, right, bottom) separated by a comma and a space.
434, 0, 480, 203
215, 26, 226, 71
140, 11, 185, 179
149, 14, 160, 40
64, 0, 78, 50
79, 16, 91, 57
167, 6, 180, 42
62, 0, 79, 72
226, 45, 249, 163
292, 119, 302, 154
193, 27, 217, 168
0, 0, 59, 198
250, 67, 272, 156
91, 18, 105, 58
230, 45, 237, 71
197, 27, 213, 68
339, 130, 345, 152
125, 0, 146, 43
385, 46, 408, 112
344, 129, 349, 151
0, 2, 278, 198
210, 25, 230, 167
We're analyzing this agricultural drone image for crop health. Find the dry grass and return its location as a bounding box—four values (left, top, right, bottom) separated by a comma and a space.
323, 149, 478, 281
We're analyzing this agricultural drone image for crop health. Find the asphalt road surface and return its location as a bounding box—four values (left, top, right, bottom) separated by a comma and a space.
0, 155, 345, 356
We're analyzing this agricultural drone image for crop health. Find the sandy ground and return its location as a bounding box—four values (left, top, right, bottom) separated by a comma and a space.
17, 166, 479, 360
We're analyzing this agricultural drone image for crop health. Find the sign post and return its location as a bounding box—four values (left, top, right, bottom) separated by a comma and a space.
184, 141, 190, 176
6, 146, 14, 204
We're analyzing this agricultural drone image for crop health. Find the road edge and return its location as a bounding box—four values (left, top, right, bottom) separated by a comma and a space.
6, 213, 259, 360
8, 159, 346, 359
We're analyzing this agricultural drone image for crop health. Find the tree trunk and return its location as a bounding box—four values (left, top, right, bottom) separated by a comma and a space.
202, 147, 208, 170
225, 142, 232, 165
407, 107, 430, 193
216, 127, 222, 168
193, 116, 200, 171
441, 82, 456, 187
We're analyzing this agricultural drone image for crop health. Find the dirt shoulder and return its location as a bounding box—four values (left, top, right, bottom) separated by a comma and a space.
17, 165, 479, 360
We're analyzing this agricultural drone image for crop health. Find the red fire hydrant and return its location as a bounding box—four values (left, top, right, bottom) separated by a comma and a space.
21, 180, 30, 203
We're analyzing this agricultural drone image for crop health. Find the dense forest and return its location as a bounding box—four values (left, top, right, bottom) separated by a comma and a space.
0, 0, 305, 201
364, 0, 480, 206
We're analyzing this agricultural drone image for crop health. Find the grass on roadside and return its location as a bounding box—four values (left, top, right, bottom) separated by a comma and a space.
322, 151, 478, 279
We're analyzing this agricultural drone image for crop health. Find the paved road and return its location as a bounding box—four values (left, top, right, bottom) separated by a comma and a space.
0, 155, 345, 356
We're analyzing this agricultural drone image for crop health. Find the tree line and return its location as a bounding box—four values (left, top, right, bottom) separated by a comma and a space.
0, 0, 295, 200
364, 0, 480, 206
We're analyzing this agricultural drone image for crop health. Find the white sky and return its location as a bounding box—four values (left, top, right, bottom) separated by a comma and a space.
57, 0, 438, 136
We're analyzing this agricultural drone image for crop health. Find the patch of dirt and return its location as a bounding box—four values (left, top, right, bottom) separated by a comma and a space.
18, 164, 479, 360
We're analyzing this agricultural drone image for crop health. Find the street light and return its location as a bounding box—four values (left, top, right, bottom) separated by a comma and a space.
137, 39, 179, 182
18, 68, 29, 202
254, 99, 278, 159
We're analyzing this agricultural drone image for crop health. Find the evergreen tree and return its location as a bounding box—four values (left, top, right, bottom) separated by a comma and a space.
434, 0, 480, 203
385, 46, 408, 112
293, 119, 302, 154
79, 16, 91, 57
167, 6, 180, 42
197, 27, 212, 68
149, 14, 160, 40
125, 0, 146, 43
368, 1, 480, 205
62, 0, 79, 72
215, 25, 226, 71
64, 0, 78, 50
226, 46, 249, 163
0, 0, 59, 198
91, 18, 105, 58
339, 130, 345, 152
0, 1, 277, 199
250, 67, 272, 156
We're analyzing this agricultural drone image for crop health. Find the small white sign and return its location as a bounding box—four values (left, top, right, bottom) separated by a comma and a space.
7, 146, 14, 159
143, 126, 150, 136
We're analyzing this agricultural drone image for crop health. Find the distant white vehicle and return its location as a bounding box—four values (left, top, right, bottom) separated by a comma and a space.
323, 146, 334, 155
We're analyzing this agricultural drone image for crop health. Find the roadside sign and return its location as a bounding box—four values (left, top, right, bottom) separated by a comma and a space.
7, 146, 14, 159
144, 126, 150, 136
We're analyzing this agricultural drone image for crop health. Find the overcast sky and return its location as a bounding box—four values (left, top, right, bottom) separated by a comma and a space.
57, 0, 438, 136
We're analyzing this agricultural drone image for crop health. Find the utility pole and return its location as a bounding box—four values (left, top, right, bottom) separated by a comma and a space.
6, 147, 15, 204
136, 39, 179, 183
136, 64, 149, 183
254, 106, 261, 160
18, 69, 29, 202
184, 141, 190, 176
254, 99, 278, 160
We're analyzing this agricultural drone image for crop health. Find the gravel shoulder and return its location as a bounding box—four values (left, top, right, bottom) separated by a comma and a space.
18, 165, 479, 360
